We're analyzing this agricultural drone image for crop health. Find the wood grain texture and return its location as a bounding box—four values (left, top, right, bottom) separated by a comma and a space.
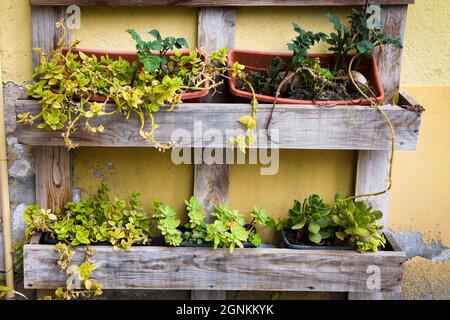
29, 0, 415, 7
15, 101, 423, 151
354, 5, 409, 245
198, 8, 235, 53
355, 150, 390, 226
193, 7, 236, 300
376, 5, 408, 103
23, 243, 405, 292
31, 6, 69, 69
35, 146, 72, 211
32, 6, 72, 213
193, 164, 230, 217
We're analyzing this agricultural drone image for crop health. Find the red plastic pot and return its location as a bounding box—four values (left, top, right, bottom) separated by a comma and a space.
228, 49, 384, 105
61, 48, 209, 102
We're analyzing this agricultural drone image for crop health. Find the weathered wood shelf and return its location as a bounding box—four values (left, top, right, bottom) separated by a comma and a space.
24, 232, 405, 292
29, 0, 415, 7
15, 98, 422, 150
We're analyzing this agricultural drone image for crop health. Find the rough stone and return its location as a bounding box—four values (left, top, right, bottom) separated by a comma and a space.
8, 159, 32, 178
3, 82, 26, 135
432, 249, 450, 262
1, 83, 35, 272
386, 229, 447, 260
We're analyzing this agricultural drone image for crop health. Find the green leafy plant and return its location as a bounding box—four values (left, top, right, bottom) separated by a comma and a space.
21, 22, 253, 152
24, 184, 152, 250
238, 6, 403, 105
284, 194, 333, 244
205, 204, 250, 253
127, 29, 188, 73
152, 199, 183, 246
183, 196, 208, 244
331, 194, 386, 252
205, 204, 271, 252
281, 193, 386, 252
288, 23, 327, 66
42, 243, 103, 300
153, 198, 273, 252
325, 8, 402, 72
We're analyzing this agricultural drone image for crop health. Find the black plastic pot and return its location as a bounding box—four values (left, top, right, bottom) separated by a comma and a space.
281, 228, 354, 250
151, 225, 257, 248
41, 232, 150, 246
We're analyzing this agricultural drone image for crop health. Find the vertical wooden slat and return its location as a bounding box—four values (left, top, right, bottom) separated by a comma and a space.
35, 146, 72, 211
193, 164, 230, 216
355, 150, 390, 227
31, 4, 71, 299
352, 4, 409, 300
376, 5, 408, 103
191, 7, 236, 301
31, 6, 72, 213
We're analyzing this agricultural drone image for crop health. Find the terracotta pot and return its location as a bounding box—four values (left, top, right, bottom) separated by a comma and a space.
61, 48, 209, 102
228, 49, 384, 105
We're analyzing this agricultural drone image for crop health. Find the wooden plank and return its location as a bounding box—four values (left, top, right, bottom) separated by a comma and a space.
192, 6, 236, 301
29, 0, 415, 7
352, 6, 409, 299
15, 101, 423, 151
32, 6, 72, 213
31, 6, 69, 69
384, 231, 402, 252
376, 5, 409, 104
355, 150, 390, 226
355, 5, 409, 225
29, 232, 43, 245
193, 164, 230, 217
23, 244, 405, 292
35, 146, 72, 212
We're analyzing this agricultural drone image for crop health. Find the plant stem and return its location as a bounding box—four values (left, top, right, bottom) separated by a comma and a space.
342, 53, 395, 202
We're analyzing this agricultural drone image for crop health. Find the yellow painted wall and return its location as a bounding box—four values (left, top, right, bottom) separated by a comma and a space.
1, 0, 449, 245
389, 86, 450, 244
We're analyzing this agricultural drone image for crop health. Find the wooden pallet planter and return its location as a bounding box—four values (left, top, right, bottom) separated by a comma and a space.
24, 232, 405, 293
21, 0, 420, 300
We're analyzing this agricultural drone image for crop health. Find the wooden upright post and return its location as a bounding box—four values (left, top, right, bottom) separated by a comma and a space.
350, 4, 408, 301
191, 7, 236, 301
31, 5, 72, 299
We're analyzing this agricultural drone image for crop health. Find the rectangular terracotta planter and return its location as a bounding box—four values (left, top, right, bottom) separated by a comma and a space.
228, 49, 384, 105
61, 48, 209, 102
